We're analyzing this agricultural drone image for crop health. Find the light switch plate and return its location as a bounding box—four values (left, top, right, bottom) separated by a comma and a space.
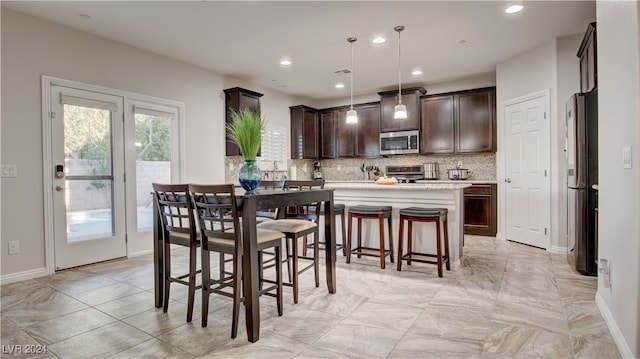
623, 145, 632, 169
1, 164, 17, 178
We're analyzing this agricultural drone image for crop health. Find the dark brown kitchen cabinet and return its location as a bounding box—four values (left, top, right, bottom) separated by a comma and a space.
224, 87, 263, 156
378, 87, 426, 132
290, 105, 319, 159
464, 183, 497, 236
420, 95, 455, 153
355, 103, 381, 158
320, 110, 337, 159
456, 88, 496, 153
578, 22, 597, 93
321, 102, 380, 158
420, 87, 496, 154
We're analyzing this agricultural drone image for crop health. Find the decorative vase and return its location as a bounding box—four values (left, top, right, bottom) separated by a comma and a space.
238, 159, 262, 195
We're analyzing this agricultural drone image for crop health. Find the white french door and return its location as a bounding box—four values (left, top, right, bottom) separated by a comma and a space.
50, 86, 127, 269
123, 100, 179, 254
504, 93, 550, 249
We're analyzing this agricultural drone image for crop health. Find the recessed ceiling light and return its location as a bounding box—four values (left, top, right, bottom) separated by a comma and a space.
280, 60, 292, 66
412, 70, 423, 76
373, 37, 386, 44
505, 4, 523, 14
335, 83, 345, 89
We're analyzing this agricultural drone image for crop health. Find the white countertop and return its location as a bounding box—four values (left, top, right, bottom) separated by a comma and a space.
325, 181, 472, 190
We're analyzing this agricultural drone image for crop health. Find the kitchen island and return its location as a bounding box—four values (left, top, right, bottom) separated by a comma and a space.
324, 181, 472, 270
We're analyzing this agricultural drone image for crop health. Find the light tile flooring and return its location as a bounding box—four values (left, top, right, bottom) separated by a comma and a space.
1, 236, 621, 358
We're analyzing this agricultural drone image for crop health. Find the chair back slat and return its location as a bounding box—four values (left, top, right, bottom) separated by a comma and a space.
189, 184, 240, 244
283, 179, 324, 219
152, 183, 197, 240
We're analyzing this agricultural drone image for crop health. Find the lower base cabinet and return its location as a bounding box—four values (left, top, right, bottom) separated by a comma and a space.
463, 183, 497, 236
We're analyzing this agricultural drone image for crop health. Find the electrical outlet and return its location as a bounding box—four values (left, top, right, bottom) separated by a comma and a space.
623, 145, 632, 169
1, 164, 17, 178
8, 241, 20, 255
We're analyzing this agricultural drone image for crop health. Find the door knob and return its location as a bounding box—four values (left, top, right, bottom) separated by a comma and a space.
55, 185, 64, 192
505, 178, 511, 183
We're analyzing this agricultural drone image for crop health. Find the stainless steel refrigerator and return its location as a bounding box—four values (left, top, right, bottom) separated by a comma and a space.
566, 90, 598, 276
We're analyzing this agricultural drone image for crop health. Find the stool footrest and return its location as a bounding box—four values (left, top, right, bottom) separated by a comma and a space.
351, 246, 393, 258
400, 252, 449, 266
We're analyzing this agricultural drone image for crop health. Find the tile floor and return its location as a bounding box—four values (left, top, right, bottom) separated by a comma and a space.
1, 236, 621, 358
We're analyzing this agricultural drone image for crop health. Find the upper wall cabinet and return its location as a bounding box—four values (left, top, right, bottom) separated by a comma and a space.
224, 87, 263, 156
320, 109, 338, 159
318, 102, 381, 159
378, 87, 426, 132
578, 22, 597, 93
290, 105, 319, 159
421, 87, 496, 154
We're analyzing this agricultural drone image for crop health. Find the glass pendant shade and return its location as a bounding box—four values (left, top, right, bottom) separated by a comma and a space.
394, 104, 407, 119
346, 109, 358, 123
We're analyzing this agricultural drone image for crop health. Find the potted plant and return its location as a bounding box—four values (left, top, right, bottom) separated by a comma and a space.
226, 108, 265, 194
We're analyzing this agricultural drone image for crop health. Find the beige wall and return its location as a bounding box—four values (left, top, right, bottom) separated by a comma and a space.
0, 8, 303, 278
595, 1, 640, 357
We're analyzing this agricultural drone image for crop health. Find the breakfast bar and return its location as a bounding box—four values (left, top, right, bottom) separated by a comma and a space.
325, 181, 472, 269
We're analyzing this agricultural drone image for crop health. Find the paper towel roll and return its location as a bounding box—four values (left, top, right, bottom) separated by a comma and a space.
289, 166, 297, 180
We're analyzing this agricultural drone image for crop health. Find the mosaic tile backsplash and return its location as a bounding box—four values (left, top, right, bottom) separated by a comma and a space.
225, 153, 496, 184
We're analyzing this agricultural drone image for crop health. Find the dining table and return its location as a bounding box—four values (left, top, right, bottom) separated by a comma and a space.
152, 187, 337, 342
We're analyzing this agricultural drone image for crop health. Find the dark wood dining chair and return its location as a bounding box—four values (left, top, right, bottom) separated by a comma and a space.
152, 183, 201, 323
257, 179, 323, 303
189, 183, 284, 338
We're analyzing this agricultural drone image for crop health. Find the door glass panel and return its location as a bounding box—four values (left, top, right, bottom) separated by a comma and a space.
134, 113, 171, 232
63, 104, 115, 242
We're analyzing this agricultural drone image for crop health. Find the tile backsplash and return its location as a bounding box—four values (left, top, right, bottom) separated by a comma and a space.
225, 153, 496, 184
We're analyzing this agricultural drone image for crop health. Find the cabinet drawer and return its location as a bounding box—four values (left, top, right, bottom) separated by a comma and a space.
464, 184, 493, 195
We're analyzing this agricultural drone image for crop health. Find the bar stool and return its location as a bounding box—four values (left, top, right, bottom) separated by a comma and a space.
346, 205, 394, 269
304, 203, 347, 257
397, 207, 450, 277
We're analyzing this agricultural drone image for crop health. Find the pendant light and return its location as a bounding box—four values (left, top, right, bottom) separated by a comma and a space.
394, 25, 407, 120
346, 36, 358, 124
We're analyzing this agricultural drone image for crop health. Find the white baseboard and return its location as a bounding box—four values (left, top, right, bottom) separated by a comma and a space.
549, 245, 567, 254
496, 231, 505, 240
595, 292, 635, 358
128, 249, 153, 257
0, 267, 49, 285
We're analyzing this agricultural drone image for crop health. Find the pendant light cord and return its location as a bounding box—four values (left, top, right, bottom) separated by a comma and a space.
398, 29, 402, 104
347, 37, 357, 111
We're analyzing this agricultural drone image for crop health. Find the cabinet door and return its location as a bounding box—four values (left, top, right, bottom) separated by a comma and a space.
355, 103, 381, 158
290, 106, 319, 159
420, 95, 455, 154
336, 109, 355, 158
225, 88, 262, 156
320, 110, 337, 159
380, 91, 420, 132
463, 184, 497, 236
456, 88, 495, 153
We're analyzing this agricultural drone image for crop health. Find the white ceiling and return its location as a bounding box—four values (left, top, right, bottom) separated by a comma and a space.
3, 1, 596, 101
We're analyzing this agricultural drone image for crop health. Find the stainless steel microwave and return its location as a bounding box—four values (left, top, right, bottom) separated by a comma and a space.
379, 130, 420, 155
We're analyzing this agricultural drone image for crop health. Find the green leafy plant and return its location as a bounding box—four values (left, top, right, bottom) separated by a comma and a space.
226, 108, 265, 161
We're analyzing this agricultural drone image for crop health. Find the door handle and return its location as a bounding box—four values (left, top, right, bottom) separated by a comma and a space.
505, 178, 511, 183
55, 185, 64, 192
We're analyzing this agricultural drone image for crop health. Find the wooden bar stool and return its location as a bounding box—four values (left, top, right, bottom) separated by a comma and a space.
346, 205, 394, 269
397, 207, 450, 277
304, 203, 347, 257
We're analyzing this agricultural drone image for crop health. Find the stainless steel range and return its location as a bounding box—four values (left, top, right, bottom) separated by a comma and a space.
385, 165, 425, 183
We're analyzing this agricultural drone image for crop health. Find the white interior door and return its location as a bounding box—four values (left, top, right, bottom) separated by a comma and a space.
51, 85, 127, 269
504, 94, 550, 249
